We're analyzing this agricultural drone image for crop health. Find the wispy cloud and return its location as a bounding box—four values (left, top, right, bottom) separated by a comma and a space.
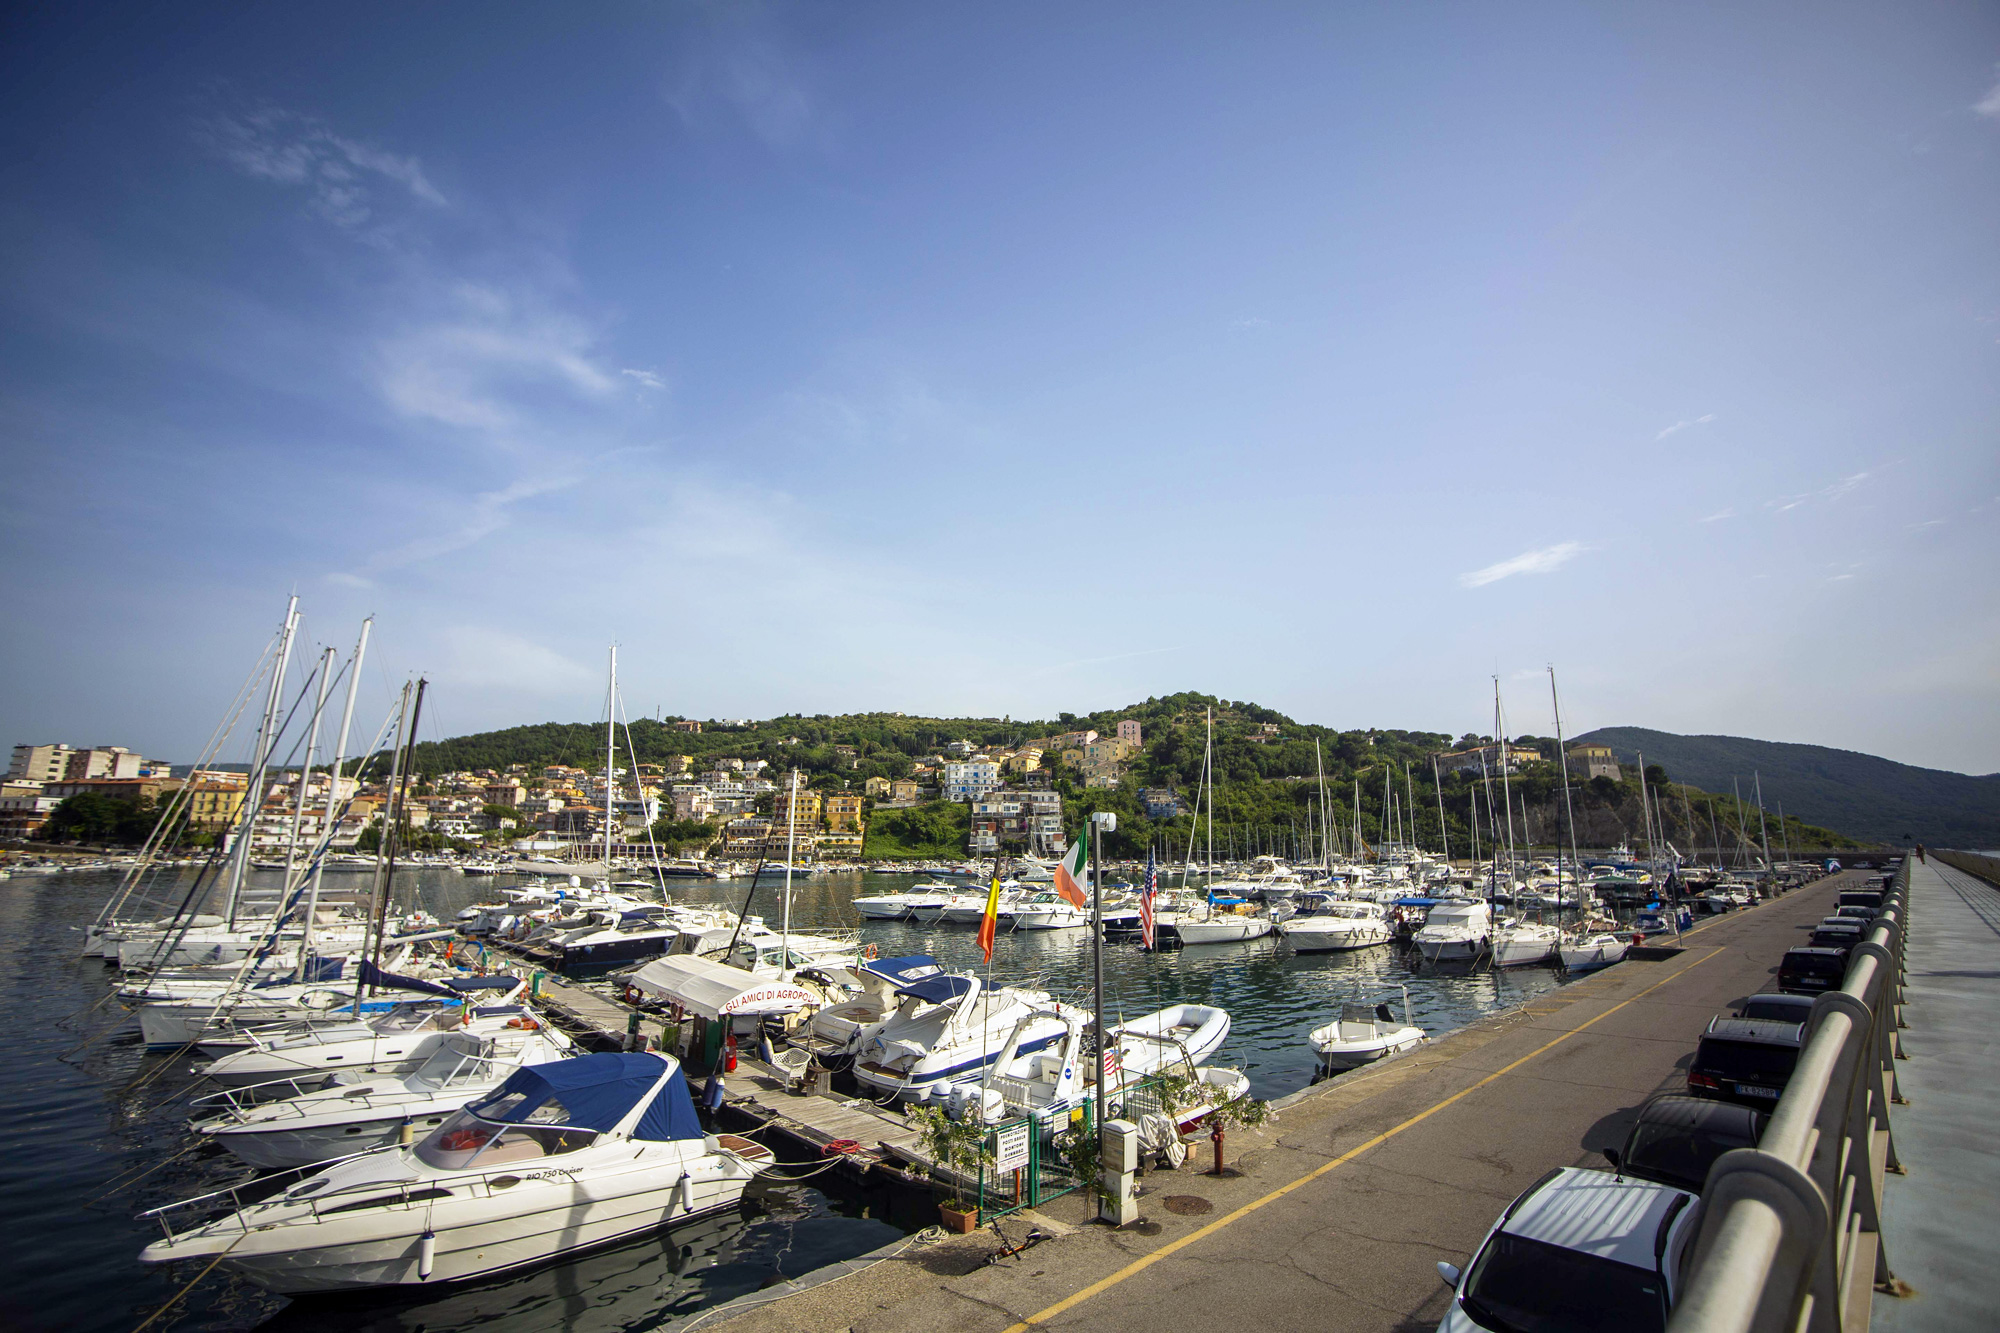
1655, 413, 1716, 441
665, 12, 820, 151
1907, 518, 1946, 530
1459, 541, 1587, 589
1768, 470, 1869, 513
1697, 507, 1737, 524
620, 368, 666, 390
374, 288, 620, 435
1976, 66, 2000, 119
200, 103, 445, 232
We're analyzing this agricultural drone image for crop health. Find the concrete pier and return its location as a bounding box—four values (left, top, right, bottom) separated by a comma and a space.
699, 872, 1869, 1333
1872, 857, 2000, 1333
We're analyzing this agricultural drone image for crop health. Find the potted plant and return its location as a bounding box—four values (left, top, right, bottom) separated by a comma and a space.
908, 1103, 993, 1232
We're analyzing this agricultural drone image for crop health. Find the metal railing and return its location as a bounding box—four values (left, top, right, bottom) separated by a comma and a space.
1669, 861, 1910, 1333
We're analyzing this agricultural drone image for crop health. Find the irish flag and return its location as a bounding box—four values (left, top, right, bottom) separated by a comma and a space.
1054, 823, 1090, 908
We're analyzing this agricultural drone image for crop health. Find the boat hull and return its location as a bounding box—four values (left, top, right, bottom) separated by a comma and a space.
1173, 918, 1272, 946
1279, 921, 1392, 952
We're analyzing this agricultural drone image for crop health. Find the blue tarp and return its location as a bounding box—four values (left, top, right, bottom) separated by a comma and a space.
863, 954, 974, 1004
357, 959, 460, 999
862, 954, 943, 986
1392, 896, 1444, 907
468, 1052, 700, 1139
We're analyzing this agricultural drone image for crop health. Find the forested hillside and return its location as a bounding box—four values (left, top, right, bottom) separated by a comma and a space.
391, 692, 1864, 858
1575, 728, 1999, 849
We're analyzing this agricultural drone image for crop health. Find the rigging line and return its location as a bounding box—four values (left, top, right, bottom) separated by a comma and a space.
85, 1138, 211, 1208
128, 1231, 248, 1333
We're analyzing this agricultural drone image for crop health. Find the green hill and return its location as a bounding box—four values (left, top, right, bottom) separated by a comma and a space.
1573, 727, 2000, 849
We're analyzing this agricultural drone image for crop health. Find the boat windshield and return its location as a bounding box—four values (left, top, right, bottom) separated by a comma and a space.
1460, 1230, 1667, 1333
413, 1036, 496, 1088
415, 1102, 598, 1170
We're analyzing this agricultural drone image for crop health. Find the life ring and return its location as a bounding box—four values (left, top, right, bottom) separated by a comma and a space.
862, 943, 878, 960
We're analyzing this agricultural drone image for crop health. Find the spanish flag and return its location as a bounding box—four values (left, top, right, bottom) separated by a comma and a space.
1053, 823, 1089, 909
976, 857, 1005, 963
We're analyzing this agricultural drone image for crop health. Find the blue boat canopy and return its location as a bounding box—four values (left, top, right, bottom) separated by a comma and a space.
466, 1052, 701, 1141
861, 954, 974, 1003
357, 959, 460, 999
1392, 896, 1443, 907
443, 974, 520, 992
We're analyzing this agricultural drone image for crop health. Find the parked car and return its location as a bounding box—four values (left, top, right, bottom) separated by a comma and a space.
1688, 1016, 1804, 1107
1778, 946, 1850, 995
1604, 1094, 1768, 1194
1810, 919, 1865, 949
1737, 993, 1815, 1024
1437, 1166, 1696, 1332
1832, 905, 1879, 923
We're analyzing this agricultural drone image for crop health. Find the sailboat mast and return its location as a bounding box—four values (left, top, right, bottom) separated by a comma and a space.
362, 680, 413, 995
1494, 680, 1517, 884
1548, 667, 1581, 885
1753, 772, 1775, 880
303, 618, 371, 957
782, 768, 798, 976
1636, 751, 1656, 864
604, 645, 617, 880
283, 647, 335, 951
226, 595, 300, 928
1204, 708, 1214, 874
1433, 755, 1451, 865
1405, 761, 1418, 855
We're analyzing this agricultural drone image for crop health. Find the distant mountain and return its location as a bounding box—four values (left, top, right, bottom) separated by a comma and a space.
1572, 728, 2000, 848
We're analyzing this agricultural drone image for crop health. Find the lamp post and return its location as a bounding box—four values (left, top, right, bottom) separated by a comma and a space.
1089, 810, 1117, 1108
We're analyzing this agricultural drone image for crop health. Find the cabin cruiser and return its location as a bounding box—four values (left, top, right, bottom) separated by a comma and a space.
194, 978, 532, 1086
962, 1002, 1234, 1124
1169, 897, 1275, 946
1490, 918, 1561, 967
1278, 896, 1393, 952
191, 1025, 575, 1169
548, 904, 737, 972
1309, 989, 1426, 1070
1559, 930, 1630, 972
1010, 892, 1088, 930
140, 1053, 771, 1292
852, 973, 1088, 1102
804, 955, 942, 1052
135, 956, 471, 1050
1412, 899, 1495, 962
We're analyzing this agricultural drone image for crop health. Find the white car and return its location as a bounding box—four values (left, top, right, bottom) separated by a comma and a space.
1436, 1166, 1698, 1333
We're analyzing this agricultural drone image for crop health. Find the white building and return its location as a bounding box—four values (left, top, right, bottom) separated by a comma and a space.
942, 760, 1002, 804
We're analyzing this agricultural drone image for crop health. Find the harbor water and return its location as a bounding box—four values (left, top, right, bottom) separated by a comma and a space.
3, 864, 1587, 1332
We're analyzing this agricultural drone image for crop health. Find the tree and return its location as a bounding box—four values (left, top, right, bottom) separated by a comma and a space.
43, 793, 161, 846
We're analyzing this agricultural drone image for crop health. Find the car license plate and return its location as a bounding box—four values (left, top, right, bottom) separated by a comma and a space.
1736, 1084, 1777, 1099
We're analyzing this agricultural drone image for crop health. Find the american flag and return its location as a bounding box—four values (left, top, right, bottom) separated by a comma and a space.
1140, 846, 1158, 950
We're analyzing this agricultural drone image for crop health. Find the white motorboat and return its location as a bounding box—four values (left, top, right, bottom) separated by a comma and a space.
805, 954, 943, 1051
1309, 989, 1427, 1070
135, 961, 472, 1051
195, 981, 534, 1086
1278, 896, 1393, 952
1559, 931, 1631, 972
1412, 899, 1495, 962
139, 1053, 771, 1292
851, 973, 1086, 1102
1172, 902, 1274, 945
1491, 918, 1561, 967
965, 1002, 1233, 1125
1010, 892, 1088, 930
191, 1026, 574, 1169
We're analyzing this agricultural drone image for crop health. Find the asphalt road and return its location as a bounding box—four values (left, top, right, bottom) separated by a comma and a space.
710, 872, 1858, 1333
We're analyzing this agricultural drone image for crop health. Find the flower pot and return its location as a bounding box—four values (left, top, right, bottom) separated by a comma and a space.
938, 1201, 979, 1234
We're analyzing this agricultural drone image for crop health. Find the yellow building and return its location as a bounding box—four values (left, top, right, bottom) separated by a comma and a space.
1004, 747, 1044, 774
824, 792, 864, 832
863, 775, 893, 799
183, 782, 247, 834
772, 787, 823, 829
818, 830, 864, 859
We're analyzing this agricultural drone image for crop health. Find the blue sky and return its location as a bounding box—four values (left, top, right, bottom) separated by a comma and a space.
2, 3, 1996, 773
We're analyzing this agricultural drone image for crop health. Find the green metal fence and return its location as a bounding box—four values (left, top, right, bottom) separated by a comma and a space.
976, 1101, 1095, 1220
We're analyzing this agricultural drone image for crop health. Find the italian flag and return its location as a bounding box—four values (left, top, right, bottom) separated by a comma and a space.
1054, 823, 1090, 908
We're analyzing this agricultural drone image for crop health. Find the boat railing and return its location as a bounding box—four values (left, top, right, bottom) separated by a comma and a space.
188, 1074, 334, 1119
1667, 862, 1909, 1333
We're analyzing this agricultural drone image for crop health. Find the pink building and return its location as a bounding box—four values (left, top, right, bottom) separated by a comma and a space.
1116, 719, 1142, 746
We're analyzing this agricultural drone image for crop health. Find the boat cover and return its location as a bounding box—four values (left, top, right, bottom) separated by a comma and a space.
1392, 896, 1444, 907
356, 960, 461, 998
443, 974, 521, 992
629, 955, 821, 1019
860, 955, 945, 987
467, 1052, 702, 1140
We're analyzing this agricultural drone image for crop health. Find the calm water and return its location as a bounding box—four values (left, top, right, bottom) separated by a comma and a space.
3, 865, 1584, 1333
0, 870, 899, 1333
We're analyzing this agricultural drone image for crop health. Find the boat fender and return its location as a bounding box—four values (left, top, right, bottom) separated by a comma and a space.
418, 1230, 436, 1280
399, 1118, 415, 1147
675, 1170, 692, 1214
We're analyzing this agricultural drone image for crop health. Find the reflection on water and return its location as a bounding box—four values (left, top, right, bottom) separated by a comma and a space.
253, 1188, 901, 1333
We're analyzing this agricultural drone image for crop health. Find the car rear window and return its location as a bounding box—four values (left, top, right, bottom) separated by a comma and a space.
1625, 1118, 1760, 1193
1461, 1230, 1666, 1333
1694, 1038, 1798, 1086
1783, 952, 1846, 978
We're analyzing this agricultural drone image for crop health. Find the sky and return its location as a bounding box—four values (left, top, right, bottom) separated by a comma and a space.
1, 2, 1996, 775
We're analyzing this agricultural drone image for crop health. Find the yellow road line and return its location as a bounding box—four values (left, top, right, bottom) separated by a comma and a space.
997, 947, 1720, 1333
